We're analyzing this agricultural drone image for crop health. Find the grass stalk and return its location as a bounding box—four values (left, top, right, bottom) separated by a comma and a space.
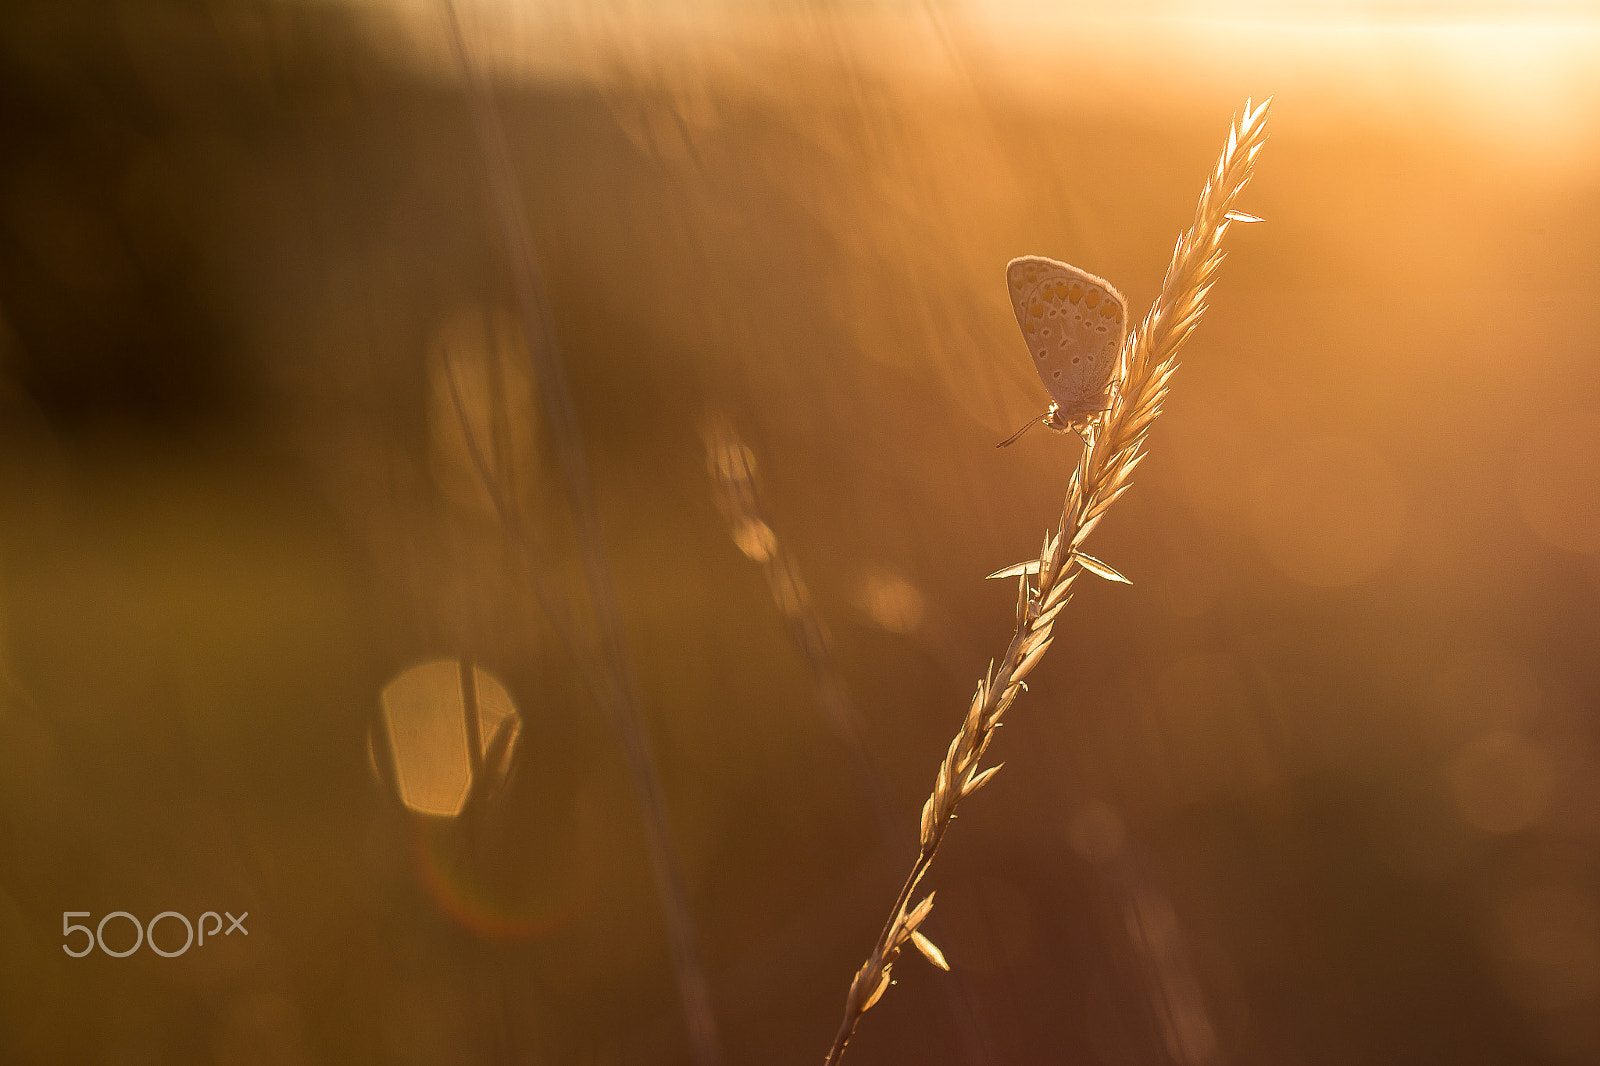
704, 416, 999, 1065
821, 96, 1272, 1066
441, 4, 721, 1063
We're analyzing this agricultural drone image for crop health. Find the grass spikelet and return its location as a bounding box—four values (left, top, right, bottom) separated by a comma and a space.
821, 97, 1271, 1066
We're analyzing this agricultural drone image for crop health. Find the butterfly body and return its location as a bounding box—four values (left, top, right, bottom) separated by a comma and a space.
1006, 256, 1128, 437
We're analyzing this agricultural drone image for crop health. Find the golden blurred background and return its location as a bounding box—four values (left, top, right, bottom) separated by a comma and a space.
2, 1, 1599, 1063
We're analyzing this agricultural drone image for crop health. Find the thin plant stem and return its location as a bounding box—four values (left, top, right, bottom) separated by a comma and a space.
704, 416, 998, 1064
440, 4, 722, 1063
821, 97, 1272, 1066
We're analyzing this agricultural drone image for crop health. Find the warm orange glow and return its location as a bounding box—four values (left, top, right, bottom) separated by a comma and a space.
7, 1, 1600, 1062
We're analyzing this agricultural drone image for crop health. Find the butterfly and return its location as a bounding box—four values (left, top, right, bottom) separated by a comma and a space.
998, 256, 1128, 447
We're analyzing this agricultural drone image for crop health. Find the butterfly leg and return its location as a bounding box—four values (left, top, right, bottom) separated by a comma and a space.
1039, 403, 1096, 444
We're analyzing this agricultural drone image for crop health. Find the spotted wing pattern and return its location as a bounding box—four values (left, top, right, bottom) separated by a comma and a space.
1006, 256, 1127, 423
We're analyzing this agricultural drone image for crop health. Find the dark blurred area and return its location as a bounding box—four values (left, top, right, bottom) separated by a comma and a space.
2, 1, 1599, 1064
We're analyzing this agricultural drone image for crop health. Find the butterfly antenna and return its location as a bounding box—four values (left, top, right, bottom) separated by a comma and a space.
997, 414, 1043, 448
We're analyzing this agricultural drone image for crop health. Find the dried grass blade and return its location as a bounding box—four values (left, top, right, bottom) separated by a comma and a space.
911, 932, 950, 971
1074, 551, 1132, 584
986, 559, 1042, 580
1011, 635, 1055, 683
861, 969, 892, 1013
962, 763, 1003, 798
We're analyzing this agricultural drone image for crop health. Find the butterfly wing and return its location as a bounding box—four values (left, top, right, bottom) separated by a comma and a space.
1006, 256, 1128, 422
